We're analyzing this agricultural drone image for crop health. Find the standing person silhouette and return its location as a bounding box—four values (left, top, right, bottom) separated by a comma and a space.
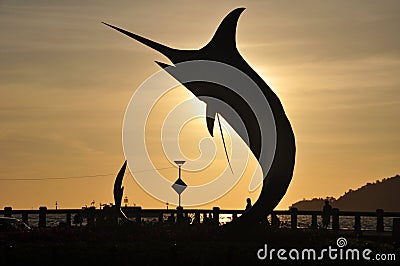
245, 198, 252, 212
322, 200, 332, 229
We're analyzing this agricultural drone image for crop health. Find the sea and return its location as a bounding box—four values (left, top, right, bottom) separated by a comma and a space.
221, 214, 395, 231
10, 213, 395, 231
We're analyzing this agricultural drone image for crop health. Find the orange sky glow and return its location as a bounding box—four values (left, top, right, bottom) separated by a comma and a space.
1, 0, 399, 210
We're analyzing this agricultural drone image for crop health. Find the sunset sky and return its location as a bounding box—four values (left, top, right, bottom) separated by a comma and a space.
1, 0, 399, 210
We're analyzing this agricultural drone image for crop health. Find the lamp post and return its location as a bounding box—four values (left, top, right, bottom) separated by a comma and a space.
124, 196, 128, 207
172, 160, 186, 208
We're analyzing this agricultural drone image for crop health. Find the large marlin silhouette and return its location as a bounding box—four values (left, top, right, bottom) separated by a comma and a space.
105, 7, 296, 224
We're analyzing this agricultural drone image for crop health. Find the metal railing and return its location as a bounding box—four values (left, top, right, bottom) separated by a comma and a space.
2, 206, 400, 234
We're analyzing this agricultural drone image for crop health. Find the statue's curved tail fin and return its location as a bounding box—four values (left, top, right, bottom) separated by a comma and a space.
113, 160, 135, 223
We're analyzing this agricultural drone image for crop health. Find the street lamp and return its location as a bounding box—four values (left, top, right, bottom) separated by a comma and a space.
175, 160, 185, 179
172, 160, 187, 207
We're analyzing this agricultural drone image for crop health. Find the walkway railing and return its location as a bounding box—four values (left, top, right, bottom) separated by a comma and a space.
1, 206, 400, 235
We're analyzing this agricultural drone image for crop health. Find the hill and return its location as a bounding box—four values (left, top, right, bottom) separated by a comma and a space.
290, 174, 400, 212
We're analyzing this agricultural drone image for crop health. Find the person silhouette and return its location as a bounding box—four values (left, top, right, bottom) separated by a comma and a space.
322, 200, 332, 228
245, 198, 252, 212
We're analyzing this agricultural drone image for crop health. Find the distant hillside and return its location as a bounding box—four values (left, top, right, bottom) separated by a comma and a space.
290, 174, 400, 212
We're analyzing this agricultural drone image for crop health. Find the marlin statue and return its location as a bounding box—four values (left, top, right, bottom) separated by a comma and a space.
106, 7, 296, 225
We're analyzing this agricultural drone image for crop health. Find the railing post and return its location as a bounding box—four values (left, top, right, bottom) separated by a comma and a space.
193, 211, 200, 225
332, 208, 339, 231
213, 207, 220, 226
39, 206, 47, 228
158, 211, 164, 224
232, 212, 237, 220
66, 212, 71, 226
133, 206, 142, 223
22, 212, 29, 225
290, 207, 298, 229
311, 213, 318, 229
86, 206, 96, 227
393, 218, 400, 239
4, 207, 12, 217
376, 209, 384, 232
354, 214, 361, 233
271, 211, 280, 228
176, 206, 183, 223
202, 212, 207, 223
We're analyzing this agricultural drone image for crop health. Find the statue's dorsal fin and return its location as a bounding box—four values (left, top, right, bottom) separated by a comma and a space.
204, 7, 245, 52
